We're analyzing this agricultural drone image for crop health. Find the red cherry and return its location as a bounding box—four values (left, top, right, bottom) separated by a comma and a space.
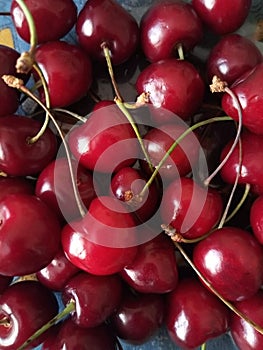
221, 62, 263, 135
193, 226, 263, 301
35, 41, 92, 108
11, 0, 77, 43
0, 275, 13, 295
136, 59, 205, 121
76, 0, 139, 65
0, 194, 61, 276
192, 0, 252, 35
0, 177, 35, 202
0, 115, 57, 177
160, 177, 223, 239
165, 277, 230, 349
250, 196, 263, 245
140, 0, 203, 62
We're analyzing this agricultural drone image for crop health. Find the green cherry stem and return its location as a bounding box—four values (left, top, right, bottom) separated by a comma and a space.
17, 300, 76, 350
53, 108, 87, 123
177, 43, 185, 60
224, 183, 251, 224
173, 241, 263, 336
200, 343, 207, 350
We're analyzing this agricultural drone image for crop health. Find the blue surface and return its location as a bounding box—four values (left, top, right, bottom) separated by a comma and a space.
1, 0, 263, 349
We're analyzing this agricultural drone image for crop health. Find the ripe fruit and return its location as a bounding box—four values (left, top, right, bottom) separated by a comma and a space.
250, 195, 263, 245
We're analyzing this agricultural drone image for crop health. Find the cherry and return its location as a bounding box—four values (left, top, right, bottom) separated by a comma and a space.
0, 177, 35, 202
140, 0, 203, 62
165, 277, 230, 349
221, 62, 263, 135
62, 271, 123, 328
35, 157, 97, 222
76, 0, 139, 65
192, 0, 252, 35
250, 195, 263, 245
61, 196, 138, 275
68, 102, 139, 173
0, 275, 13, 295
11, 0, 77, 44
230, 290, 263, 350
160, 177, 223, 239
193, 226, 263, 301
0, 280, 58, 349
35, 40, 92, 108
110, 288, 165, 344
120, 233, 178, 294
206, 33, 262, 86
0, 115, 57, 177
0, 194, 61, 276
36, 246, 80, 291
136, 58, 205, 122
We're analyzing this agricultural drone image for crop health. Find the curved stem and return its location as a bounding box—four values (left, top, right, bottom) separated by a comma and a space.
225, 183, 251, 224
53, 108, 87, 123
15, 0, 37, 51
17, 300, 76, 350
201, 343, 207, 350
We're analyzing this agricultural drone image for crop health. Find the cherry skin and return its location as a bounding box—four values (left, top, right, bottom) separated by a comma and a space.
0, 275, 13, 295
120, 233, 178, 294
160, 177, 223, 239
35, 41, 92, 108
110, 289, 165, 344
35, 157, 97, 222
250, 196, 263, 245
62, 196, 138, 276
76, 0, 139, 65
0, 115, 57, 177
222, 62, 263, 135
136, 58, 205, 121
36, 246, 80, 291
165, 277, 230, 349
230, 290, 263, 350
0, 177, 35, 202
206, 33, 262, 86
62, 272, 123, 328
0, 194, 61, 276
140, 0, 203, 62
193, 226, 263, 301
11, 0, 77, 43
0, 280, 58, 349
192, 0, 252, 35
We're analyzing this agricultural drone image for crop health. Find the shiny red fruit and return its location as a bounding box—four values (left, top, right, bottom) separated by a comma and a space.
250, 196, 263, 245
0, 177, 34, 202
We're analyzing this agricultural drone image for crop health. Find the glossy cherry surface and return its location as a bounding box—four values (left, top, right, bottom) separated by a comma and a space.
193, 226, 263, 301
140, 0, 203, 62
250, 195, 263, 245
192, 0, 251, 35
35, 41, 92, 108
136, 58, 205, 121
11, 0, 77, 43
76, 0, 139, 65
0, 115, 57, 177
165, 277, 230, 349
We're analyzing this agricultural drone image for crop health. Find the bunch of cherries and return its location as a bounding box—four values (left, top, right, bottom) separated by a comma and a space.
1, 0, 263, 349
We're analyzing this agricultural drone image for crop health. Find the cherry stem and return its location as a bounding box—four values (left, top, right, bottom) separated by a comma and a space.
2, 75, 87, 219
173, 241, 263, 336
0, 316, 10, 327
139, 115, 232, 198
224, 183, 251, 224
52, 108, 87, 123
161, 223, 212, 244
177, 43, 184, 60
101, 43, 123, 101
204, 76, 243, 187
17, 300, 76, 350
218, 137, 242, 228
201, 343, 207, 350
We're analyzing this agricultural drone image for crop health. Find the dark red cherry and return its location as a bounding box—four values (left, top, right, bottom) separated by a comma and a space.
0, 194, 61, 276
120, 233, 178, 294
250, 196, 263, 245
110, 289, 165, 344
230, 290, 263, 350
0, 276, 13, 295
165, 278, 230, 349
206, 33, 262, 85
36, 247, 80, 291
68, 103, 139, 173
76, 0, 139, 65
11, 0, 77, 43
35, 157, 97, 221
62, 196, 138, 276
136, 59, 205, 121
0, 177, 35, 202
220, 130, 263, 194
221, 62, 263, 135
192, 0, 251, 35
0, 115, 57, 177
140, 0, 203, 62
193, 226, 263, 301
0, 280, 58, 349
161, 177, 223, 239
35, 41, 92, 108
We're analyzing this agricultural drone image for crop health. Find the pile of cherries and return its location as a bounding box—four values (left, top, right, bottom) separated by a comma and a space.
1, 0, 263, 349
